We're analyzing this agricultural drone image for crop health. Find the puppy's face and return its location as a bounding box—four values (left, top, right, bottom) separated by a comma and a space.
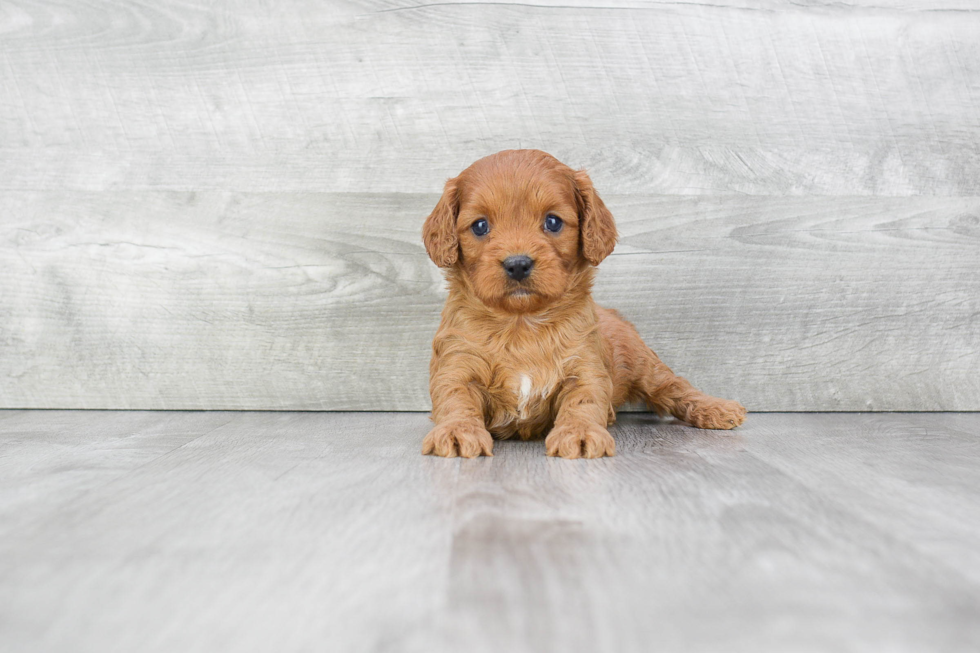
423, 150, 617, 314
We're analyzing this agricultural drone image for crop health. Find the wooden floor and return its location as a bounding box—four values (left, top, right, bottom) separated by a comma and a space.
1, 411, 979, 653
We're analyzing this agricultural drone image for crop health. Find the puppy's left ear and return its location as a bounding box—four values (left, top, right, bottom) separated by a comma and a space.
574, 169, 618, 265
422, 177, 460, 267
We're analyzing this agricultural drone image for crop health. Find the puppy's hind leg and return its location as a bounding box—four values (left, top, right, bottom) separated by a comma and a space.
600, 309, 746, 430
633, 351, 746, 429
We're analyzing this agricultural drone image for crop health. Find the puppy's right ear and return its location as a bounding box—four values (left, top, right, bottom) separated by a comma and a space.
423, 177, 460, 267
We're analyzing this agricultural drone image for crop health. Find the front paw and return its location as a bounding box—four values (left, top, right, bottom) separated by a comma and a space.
422, 420, 494, 458
545, 422, 615, 459
684, 397, 747, 430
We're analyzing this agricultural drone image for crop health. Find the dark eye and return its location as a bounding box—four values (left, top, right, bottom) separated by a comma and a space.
471, 218, 489, 237
544, 214, 563, 233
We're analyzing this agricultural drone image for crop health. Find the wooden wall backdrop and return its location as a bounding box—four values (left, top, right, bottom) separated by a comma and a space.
1, 0, 978, 410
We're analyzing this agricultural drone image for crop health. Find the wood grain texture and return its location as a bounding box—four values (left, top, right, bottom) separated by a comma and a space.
2, 410, 979, 652
2, 191, 977, 410
445, 412, 980, 652
1, 0, 979, 194
0, 410, 457, 653
3, 0, 979, 410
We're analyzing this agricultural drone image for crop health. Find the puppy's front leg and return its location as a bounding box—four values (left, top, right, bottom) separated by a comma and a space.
546, 372, 616, 459
423, 361, 493, 458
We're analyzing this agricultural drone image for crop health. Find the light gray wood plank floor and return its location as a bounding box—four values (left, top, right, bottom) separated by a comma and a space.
1, 411, 979, 653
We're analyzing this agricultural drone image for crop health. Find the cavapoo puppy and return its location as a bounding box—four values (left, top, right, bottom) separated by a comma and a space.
421, 149, 746, 459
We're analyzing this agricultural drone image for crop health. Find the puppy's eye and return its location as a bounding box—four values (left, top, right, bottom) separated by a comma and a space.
471, 218, 489, 237
544, 214, 563, 233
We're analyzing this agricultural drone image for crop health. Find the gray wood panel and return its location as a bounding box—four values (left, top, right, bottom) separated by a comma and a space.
3, 0, 979, 410
2, 410, 979, 652
1, 0, 979, 195
2, 191, 977, 410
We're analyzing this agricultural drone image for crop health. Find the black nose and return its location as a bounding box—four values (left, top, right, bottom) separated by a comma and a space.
502, 255, 534, 281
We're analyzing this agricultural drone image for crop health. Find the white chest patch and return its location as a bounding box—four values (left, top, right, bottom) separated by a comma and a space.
516, 374, 533, 419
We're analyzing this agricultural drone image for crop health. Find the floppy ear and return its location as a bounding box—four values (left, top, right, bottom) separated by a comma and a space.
574, 169, 618, 265
422, 177, 460, 267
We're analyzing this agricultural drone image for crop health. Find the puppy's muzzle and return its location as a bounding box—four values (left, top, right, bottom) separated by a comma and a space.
502, 255, 534, 281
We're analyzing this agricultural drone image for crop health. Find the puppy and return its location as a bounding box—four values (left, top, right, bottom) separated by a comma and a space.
421, 149, 746, 458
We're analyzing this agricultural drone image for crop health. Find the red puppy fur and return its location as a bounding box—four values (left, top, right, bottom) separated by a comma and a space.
422, 150, 746, 459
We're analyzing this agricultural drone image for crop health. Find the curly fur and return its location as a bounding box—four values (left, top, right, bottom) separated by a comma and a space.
422, 150, 746, 458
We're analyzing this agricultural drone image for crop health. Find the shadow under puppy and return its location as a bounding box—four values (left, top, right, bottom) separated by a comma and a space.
422, 149, 746, 459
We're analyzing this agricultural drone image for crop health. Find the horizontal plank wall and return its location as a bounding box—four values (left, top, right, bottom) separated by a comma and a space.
1, 0, 978, 410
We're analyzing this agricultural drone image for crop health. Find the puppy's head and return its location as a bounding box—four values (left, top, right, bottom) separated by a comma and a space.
423, 150, 617, 313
